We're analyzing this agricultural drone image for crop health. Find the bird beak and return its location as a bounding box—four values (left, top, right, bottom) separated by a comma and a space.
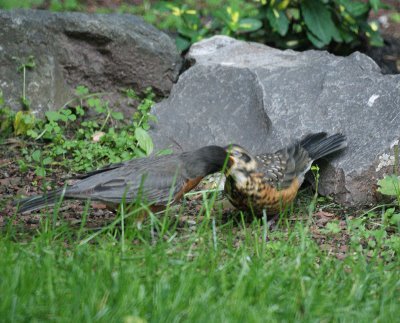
224, 156, 235, 177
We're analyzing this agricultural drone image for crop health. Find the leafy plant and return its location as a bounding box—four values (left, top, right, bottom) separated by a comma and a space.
13, 55, 36, 109
378, 175, 400, 207
253, 0, 385, 50
10, 56, 37, 135
15, 86, 157, 176
378, 175, 400, 197
1, 0, 386, 53
120, 0, 385, 52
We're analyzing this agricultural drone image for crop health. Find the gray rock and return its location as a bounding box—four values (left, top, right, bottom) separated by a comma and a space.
150, 36, 400, 206
0, 9, 181, 115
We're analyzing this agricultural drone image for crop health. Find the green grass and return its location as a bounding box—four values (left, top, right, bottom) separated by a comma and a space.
0, 201, 399, 322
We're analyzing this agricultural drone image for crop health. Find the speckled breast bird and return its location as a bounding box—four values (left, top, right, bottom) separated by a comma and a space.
15, 146, 230, 214
224, 133, 347, 216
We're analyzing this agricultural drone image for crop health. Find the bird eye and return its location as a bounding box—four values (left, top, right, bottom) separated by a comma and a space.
241, 153, 251, 163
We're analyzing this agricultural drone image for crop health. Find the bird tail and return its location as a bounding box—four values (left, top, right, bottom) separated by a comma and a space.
301, 132, 347, 161
14, 188, 66, 213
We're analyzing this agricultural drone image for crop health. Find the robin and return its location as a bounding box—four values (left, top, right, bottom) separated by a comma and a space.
224, 132, 347, 217
15, 145, 231, 214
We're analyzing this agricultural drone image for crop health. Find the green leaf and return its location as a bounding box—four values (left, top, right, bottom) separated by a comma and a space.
266, 8, 289, 36
175, 36, 191, 51
377, 175, 400, 196
369, 0, 380, 13
68, 114, 77, 121
237, 18, 262, 33
389, 213, 400, 226
75, 85, 89, 96
18, 159, 28, 172
27, 129, 38, 138
45, 111, 61, 122
301, 0, 340, 46
391, 13, 400, 23
111, 111, 124, 120
367, 30, 384, 47
341, 0, 369, 17
42, 157, 53, 165
35, 167, 46, 177
87, 98, 107, 113
32, 150, 41, 162
306, 32, 326, 48
135, 128, 154, 155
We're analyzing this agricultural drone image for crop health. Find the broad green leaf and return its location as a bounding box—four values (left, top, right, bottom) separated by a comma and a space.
35, 167, 46, 177
266, 8, 289, 36
68, 114, 77, 121
135, 128, 154, 155
32, 150, 41, 162
42, 157, 53, 165
341, 0, 369, 17
177, 25, 198, 39
377, 175, 400, 196
175, 36, 191, 51
45, 111, 61, 122
306, 32, 325, 48
389, 213, 400, 225
238, 18, 263, 33
301, 0, 340, 45
111, 111, 124, 120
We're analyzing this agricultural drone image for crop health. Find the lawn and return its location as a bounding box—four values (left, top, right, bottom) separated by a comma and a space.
1, 190, 399, 322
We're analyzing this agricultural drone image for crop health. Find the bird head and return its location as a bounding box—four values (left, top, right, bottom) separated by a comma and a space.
224, 145, 258, 181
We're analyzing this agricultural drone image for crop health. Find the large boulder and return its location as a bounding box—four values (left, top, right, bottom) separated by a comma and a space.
0, 9, 181, 115
150, 36, 400, 206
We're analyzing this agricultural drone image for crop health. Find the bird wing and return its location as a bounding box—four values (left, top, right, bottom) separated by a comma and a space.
73, 157, 149, 179
66, 155, 190, 206
256, 142, 311, 189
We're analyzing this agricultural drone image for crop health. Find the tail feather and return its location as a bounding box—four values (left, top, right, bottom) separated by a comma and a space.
14, 188, 66, 213
301, 132, 347, 161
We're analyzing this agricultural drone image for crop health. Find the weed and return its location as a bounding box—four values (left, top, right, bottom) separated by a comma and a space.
15, 86, 157, 177
10, 56, 36, 135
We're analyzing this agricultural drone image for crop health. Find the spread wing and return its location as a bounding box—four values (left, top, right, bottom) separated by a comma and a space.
66, 155, 189, 206
256, 142, 311, 189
